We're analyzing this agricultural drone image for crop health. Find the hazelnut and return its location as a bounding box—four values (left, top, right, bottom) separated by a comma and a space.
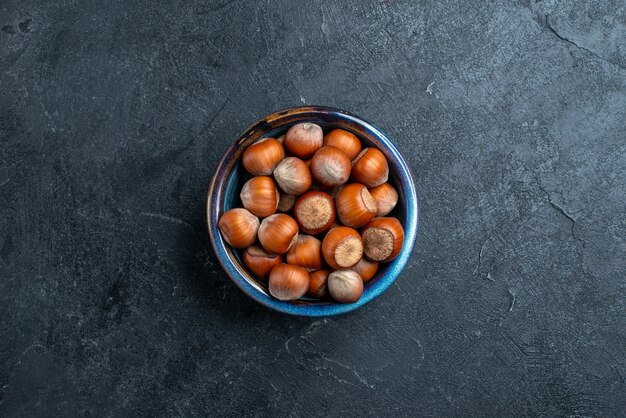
269, 264, 310, 301
323, 128, 362, 160
328, 270, 363, 303
277, 192, 296, 213
322, 226, 363, 269
217, 208, 259, 249
310, 146, 351, 187
351, 147, 389, 187
361, 217, 404, 262
284, 123, 323, 159
243, 245, 282, 279
308, 269, 330, 298
258, 214, 299, 254
335, 183, 377, 228
286, 235, 323, 270
240, 176, 279, 218
293, 191, 336, 235
369, 183, 398, 216
273, 157, 312, 195
242, 138, 285, 176
350, 257, 379, 283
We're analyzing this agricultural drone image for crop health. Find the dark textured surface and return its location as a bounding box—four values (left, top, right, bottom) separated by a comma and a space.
1, 0, 625, 416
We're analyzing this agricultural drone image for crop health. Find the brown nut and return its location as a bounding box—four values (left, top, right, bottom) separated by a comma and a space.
268, 264, 310, 301
258, 214, 299, 254
323, 128, 362, 160
322, 226, 363, 269
242, 138, 285, 176
243, 245, 283, 279
273, 157, 312, 195
310, 146, 351, 187
328, 270, 363, 303
293, 191, 336, 235
217, 208, 259, 249
277, 192, 296, 213
286, 235, 323, 270
351, 147, 389, 187
350, 257, 379, 283
308, 269, 330, 298
240, 176, 279, 218
284, 123, 323, 159
361, 217, 404, 262
335, 183, 377, 228
369, 183, 398, 216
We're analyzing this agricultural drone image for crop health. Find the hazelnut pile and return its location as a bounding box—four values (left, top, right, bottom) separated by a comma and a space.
218, 123, 404, 303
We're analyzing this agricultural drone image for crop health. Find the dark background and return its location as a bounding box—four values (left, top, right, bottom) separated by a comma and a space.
1, 0, 625, 416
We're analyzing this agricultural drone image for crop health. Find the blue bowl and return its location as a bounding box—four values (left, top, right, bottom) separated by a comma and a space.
207, 106, 419, 316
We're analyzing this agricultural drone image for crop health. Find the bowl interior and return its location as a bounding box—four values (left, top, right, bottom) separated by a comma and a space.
209, 107, 418, 316
224, 124, 407, 302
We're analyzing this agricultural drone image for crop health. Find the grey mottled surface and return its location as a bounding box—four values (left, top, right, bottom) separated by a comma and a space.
1, 0, 625, 416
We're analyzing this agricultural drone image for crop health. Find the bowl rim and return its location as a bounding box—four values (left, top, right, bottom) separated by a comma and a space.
207, 105, 420, 316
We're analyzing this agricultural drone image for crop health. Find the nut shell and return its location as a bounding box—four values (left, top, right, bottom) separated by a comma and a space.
243, 245, 283, 279
322, 226, 363, 269
242, 138, 285, 176
369, 183, 398, 216
335, 183, 377, 228
350, 257, 379, 282
269, 264, 310, 301
328, 270, 363, 303
217, 208, 259, 249
273, 157, 312, 195
277, 192, 296, 213
310, 146, 351, 187
293, 191, 336, 235
258, 214, 299, 254
286, 235, 323, 270
284, 123, 323, 159
240, 176, 279, 218
351, 148, 389, 187
308, 269, 330, 298
323, 129, 362, 160
361, 217, 404, 262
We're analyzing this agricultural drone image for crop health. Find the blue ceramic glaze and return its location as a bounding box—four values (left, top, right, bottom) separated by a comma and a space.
207, 106, 420, 316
